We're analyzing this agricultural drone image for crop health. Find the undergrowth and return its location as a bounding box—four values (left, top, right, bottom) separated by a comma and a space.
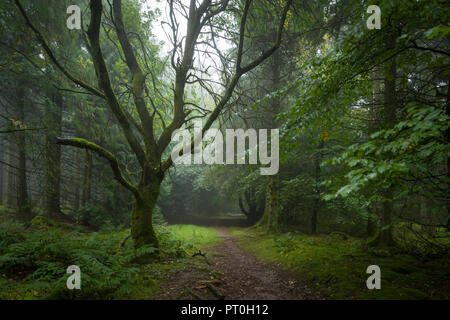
0, 220, 216, 299
232, 228, 450, 299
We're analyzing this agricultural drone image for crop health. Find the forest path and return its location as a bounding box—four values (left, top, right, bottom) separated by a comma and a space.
156, 227, 319, 300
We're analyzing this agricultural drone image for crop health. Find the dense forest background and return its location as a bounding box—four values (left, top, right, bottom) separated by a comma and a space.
0, 0, 449, 300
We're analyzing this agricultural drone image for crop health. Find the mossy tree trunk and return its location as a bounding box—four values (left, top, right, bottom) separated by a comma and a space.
130, 166, 164, 248
258, 174, 280, 232
130, 197, 159, 248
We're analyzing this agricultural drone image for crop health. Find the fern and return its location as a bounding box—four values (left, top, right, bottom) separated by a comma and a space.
0, 221, 192, 299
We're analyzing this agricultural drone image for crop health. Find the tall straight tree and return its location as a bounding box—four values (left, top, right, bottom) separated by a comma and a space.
43, 87, 63, 219
15, 0, 293, 247
374, 31, 398, 247
15, 82, 32, 219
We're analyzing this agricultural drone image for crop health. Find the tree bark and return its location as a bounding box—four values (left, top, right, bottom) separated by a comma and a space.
239, 188, 265, 225
446, 74, 450, 231
367, 67, 381, 236
257, 48, 282, 232
80, 149, 93, 226
81, 149, 92, 206
16, 86, 32, 219
258, 174, 280, 232
366, 211, 377, 237
369, 32, 397, 247
6, 140, 16, 207
130, 166, 163, 248
0, 139, 4, 205
311, 139, 324, 234
44, 89, 63, 219
74, 150, 81, 212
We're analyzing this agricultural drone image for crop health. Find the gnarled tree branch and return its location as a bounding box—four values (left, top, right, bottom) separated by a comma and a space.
56, 137, 140, 200
86, 0, 146, 167
112, 0, 156, 156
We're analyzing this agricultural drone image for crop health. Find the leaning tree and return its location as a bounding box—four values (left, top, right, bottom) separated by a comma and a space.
15, 0, 292, 247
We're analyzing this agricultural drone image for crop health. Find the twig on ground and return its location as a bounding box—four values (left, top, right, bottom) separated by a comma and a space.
119, 234, 131, 248
207, 284, 225, 300
192, 250, 213, 265
184, 285, 204, 300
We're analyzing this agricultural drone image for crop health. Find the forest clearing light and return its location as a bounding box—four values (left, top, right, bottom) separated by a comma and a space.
171, 120, 279, 175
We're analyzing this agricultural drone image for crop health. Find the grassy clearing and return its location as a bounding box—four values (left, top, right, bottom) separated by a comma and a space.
168, 224, 221, 248
231, 228, 450, 299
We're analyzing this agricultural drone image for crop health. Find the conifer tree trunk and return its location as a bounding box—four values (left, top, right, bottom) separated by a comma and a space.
73, 150, 81, 212
370, 33, 397, 247
311, 139, 324, 234
82, 150, 92, 206
6, 141, 16, 207
446, 74, 450, 231
80, 149, 93, 226
367, 68, 381, 236
44, 90, 63, 219
0, 139, 4, 205
258, 48, 282, 232
16, 86, 32, 219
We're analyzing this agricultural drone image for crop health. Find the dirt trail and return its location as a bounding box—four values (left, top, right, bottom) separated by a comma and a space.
156, 227, 319, 300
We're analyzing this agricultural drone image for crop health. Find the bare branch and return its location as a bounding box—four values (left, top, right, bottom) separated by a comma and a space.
86, 0, 146, 167
161, 0, 293, 171
112, 0, 155, 153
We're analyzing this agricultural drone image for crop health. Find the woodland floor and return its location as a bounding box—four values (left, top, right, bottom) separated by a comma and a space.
155, 227, 321, 300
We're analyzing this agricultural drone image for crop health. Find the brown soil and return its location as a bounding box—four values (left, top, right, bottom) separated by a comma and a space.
155, 227, 321, 300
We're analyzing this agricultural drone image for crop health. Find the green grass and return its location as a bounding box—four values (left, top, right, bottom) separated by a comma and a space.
231, 228, 450, 300
168, 224, 221, 247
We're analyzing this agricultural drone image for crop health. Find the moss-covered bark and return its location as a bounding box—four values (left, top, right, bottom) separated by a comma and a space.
131, 194, 159, 249
131, 165, 164, 248
257, 174, 279, 233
